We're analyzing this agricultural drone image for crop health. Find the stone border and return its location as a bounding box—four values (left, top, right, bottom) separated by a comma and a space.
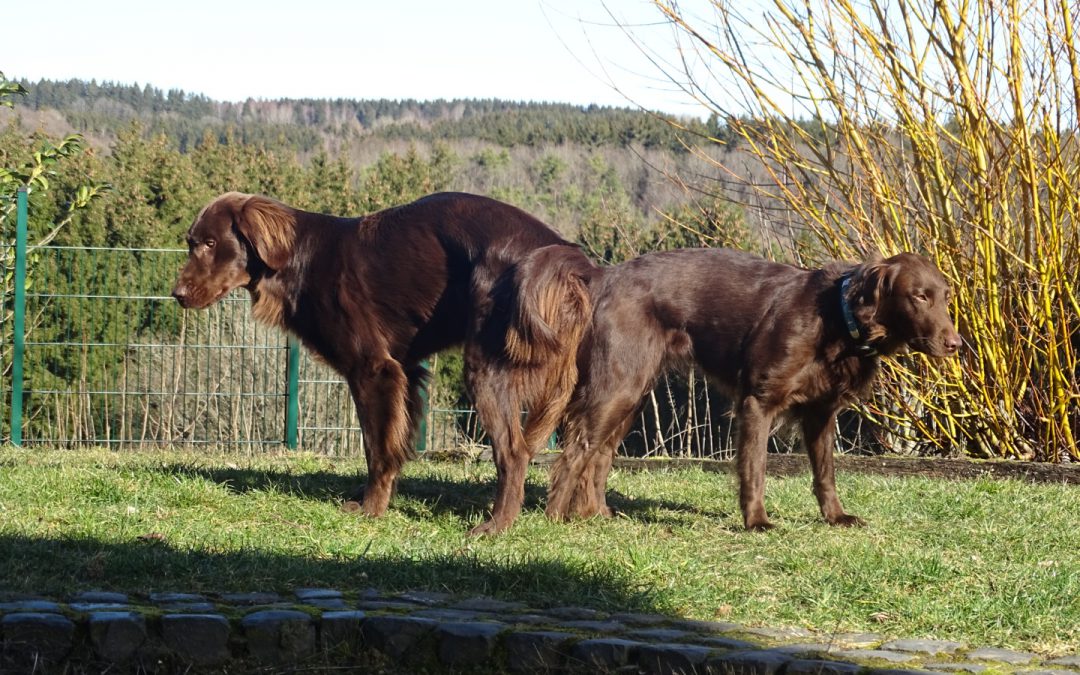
1, 589, 1077, 673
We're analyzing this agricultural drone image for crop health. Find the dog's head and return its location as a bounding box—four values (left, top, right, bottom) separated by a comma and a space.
845, 252, 962, 357
171, 192, 295, 309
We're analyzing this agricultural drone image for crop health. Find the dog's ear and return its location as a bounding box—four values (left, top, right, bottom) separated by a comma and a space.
849, 253, 887, 300
234, 194, 296, 271
846, 253, 891, 341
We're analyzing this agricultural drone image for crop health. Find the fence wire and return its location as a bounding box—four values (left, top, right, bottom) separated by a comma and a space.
1, 244, 855, 458
0, 245, 547, 455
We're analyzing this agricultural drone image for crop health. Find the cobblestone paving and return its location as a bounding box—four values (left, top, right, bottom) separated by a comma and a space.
0, 588, 1076, 673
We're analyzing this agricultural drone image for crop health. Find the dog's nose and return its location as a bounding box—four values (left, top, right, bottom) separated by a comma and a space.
171, 284, 188, 305
944, 332, 962, 354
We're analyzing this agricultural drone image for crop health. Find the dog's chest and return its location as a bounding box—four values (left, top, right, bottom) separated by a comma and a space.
787, 356, 878, 407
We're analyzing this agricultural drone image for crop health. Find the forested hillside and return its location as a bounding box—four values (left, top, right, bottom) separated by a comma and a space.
18, 78, 726, 153
3, 77, 765, 254
1, 74, 773, 452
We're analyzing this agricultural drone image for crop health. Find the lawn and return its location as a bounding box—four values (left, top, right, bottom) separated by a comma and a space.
0, 447, 1076, 655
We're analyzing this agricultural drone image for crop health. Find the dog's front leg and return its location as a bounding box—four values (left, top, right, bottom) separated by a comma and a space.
346, 357, 411, 518
802, 408, 865, 527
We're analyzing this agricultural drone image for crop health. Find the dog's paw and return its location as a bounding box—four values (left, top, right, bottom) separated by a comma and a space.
340, 499, 387, 518
828, 513, 867, 527
467, 518, 507, 537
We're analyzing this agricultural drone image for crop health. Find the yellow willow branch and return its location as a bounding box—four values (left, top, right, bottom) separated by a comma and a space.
1058, 0, 1080, 118
639, 0, 1079, 461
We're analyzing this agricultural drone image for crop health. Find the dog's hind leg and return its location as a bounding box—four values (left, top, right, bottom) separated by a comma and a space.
554, 399, 639, 520
546, 420, 593, 521
466, 355, 531, 536
570, 411, 637, 519
547, 312, 666, 522
547, 380, 652, 521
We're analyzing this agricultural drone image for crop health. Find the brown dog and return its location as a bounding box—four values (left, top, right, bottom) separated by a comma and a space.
171, 192, 591, 534
540, 247, 962, 530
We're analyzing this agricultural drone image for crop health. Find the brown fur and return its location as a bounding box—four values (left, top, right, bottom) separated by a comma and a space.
462, 244, 597, 534
540, 248, 962, 530
509, 247, 595, 452
172, 191, 592, 534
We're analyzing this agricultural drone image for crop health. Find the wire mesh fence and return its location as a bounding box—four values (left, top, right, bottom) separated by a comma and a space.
0, 242, 497, 453
1, 238, 827, 458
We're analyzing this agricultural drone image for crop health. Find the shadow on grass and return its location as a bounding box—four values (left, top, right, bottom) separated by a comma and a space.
0, 533, 665, 615
147, 463, 728, 525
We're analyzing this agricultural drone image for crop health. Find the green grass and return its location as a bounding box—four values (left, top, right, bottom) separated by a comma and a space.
0, 447, 1077, 655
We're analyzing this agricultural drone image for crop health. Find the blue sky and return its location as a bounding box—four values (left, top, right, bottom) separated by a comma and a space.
4, 0, 705, 116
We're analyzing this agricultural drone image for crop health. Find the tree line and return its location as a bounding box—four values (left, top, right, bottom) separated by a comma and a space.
17, 77, 729, 155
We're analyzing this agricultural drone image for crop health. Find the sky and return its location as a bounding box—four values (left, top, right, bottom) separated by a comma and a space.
3, 0, 708, 117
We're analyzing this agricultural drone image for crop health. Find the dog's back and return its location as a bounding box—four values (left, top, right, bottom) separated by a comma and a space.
261, 193, 570, 364
583, 248, 812, 388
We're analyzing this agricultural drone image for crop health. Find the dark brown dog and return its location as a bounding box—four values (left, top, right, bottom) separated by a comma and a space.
541, 247, 962, 530
171, 192, 591, 534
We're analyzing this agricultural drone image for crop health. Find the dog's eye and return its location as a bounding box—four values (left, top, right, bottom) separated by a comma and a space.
913, 291, 929, 303
204, 240, 216, 250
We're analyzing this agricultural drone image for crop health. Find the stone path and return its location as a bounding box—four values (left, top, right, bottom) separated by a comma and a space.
1, 588, 1077, 673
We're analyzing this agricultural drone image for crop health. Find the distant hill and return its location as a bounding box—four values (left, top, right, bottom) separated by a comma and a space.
14, 77, 718, 155
3, 76, 766, 249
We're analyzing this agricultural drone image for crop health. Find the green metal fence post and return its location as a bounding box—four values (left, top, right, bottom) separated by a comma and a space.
415, 359, 430, 453
285, 335, 300, 449
10, 187, 28, 446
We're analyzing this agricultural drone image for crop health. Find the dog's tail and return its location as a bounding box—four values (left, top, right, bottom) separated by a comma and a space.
505, 244, 597, 453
